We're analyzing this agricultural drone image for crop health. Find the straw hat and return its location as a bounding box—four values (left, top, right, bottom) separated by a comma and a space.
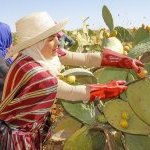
8, 12, 68, 57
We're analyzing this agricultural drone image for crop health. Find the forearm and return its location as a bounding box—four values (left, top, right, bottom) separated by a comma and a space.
59, 50, 102, 68
56, 79, 90, 102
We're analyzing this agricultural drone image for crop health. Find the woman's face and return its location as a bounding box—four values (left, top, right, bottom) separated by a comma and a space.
41, 34, 59, 58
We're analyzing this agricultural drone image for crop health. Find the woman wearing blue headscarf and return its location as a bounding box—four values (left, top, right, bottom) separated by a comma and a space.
0, 22, 13, 97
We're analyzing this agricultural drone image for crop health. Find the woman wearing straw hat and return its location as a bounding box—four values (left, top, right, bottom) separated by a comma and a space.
0, 22, 13, 98
0, 12, 143, 149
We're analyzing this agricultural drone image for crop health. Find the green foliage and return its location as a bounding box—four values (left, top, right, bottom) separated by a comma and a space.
128, 37, 150, 58
102, 5, 114, 31
97, 114, 107, 123
62, 101, 95, 125
103, 100, 150, 135
114, 26, 134, 42
125, 134, 150, 150
60, 68, 97, 125
94, 67, 130, 84
134, 27, 150, 44
64, 126, 105, 150
127, 78, 150, 125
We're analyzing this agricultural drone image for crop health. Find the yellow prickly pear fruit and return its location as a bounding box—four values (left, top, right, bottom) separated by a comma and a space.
103, 31, 110, 38
58, 73, 65, 80
137, 68, 148, 78
124, 45, 130, 52
123, 51, 128, 55
127, 43, 133, 49
120, 119, 128, 129
121, 112, 129, 120
66, 75, 76, 84
110, 30, 117, 37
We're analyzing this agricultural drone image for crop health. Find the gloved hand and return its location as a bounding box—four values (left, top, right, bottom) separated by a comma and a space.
89, 80, 127, 102
57, 32, 75, 49
101, 48, 144, 73
57, 31, 64, 39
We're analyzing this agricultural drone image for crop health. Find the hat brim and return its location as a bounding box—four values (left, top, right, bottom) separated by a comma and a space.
7, 19, 68, 57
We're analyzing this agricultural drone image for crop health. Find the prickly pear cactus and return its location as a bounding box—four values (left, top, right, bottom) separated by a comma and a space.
62, 68, 97, 84
127, 78, 150, 125
102, 5, 114, 32
102, 37, 124, 54
134, 27, 150, 44
114, 26, 133, 42
128, 37, 150, 58
64, 126, 105, 150
103, 99, 150, 135
94, 67, 131, 84
125, 133, 150, 150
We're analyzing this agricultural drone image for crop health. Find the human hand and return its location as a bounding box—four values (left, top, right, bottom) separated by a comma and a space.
101, 48, 144, 73
89, 80, 127, 102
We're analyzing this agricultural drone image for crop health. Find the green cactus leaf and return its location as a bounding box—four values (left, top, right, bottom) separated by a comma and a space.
134, 27, 150, 45
127, 78, 150, 125
119, 70, 138, 101
128, 37, 150, 58
63, 68, 97, 84
61, 101, 95, 125
102, 5, 114, 31
103, 100, 150, 135
64, 126, 105, 150
94, 67, 130, 84
114, 26, 133, 42
59, 68, 97, 125
125, 134, 150, 150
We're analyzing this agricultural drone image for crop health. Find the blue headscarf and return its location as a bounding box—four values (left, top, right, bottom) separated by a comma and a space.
0, 22, 13, 65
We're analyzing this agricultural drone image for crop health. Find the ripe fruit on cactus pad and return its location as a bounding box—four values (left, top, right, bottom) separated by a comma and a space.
120, 119, 128, 129
137, 68, 148, 78
121, 112, 129, 120
103, 100, 150, 135
66, 75, 76, 84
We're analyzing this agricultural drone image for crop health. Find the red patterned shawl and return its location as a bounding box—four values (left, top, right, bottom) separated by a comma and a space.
0, 54, 57, 150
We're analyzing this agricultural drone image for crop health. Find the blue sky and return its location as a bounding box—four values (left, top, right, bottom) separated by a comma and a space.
0, 0, 150, 32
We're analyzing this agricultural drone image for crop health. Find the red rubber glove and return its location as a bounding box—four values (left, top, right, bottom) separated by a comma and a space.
101, 48, 144, 73
89, 80, 127, 102
57, 31, 64, 39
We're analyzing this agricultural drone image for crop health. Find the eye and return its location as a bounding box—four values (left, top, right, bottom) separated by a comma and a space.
48, 37, 54, 41
48, 34, 57, 41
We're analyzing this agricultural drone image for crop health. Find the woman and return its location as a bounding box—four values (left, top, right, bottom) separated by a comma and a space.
0, 22, 13, 98
0, 12, 143, 150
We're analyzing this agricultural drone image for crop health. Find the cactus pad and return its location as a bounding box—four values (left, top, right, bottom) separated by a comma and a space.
103, 100, 150, 135
127, 78, 150, 125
